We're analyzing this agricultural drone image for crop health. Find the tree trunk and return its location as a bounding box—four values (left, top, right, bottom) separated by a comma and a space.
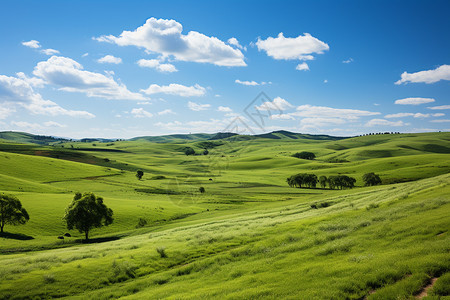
0, 223, 3, 233
85, 230, 89, 241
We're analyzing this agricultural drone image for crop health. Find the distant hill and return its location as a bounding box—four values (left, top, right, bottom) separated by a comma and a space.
0, 131, 69, 145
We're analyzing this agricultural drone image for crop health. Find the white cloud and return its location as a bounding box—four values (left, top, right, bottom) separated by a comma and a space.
256, 97, 294, 111
16, 72, 45, 88
43, 121, 66, 127
395, 65, 450, 84
428, 105, 450, 110
97, 55, 122, 64
188, 101, 210, 111
324, 79, 328, 83
0, 74, 95, 118
270, 113, 295, 120
293, 104, 379, 120
256, 33, 329, 69
131, 107, 153, 118
137, 59, 177, 73
430, 119, 450, 123
41, 49, 60, 55
296, 62, 309, 71
0, 105, 16, 119
141, 83, 205, 97
33, 56, 145, 100
365, 119, 409, 127
22, 40, 41, 49
432, 113, 445, 117
394, 97, 435, 105
235, 79, 259, 86
217, 106, 232, 112
300, 117, 346, 127
227, 37, 245, 50
82, 53, 89, 57
94, 17, 246, 67
342, 58, 353, 64
385, 113, 414, 118
158, 109, 175, 115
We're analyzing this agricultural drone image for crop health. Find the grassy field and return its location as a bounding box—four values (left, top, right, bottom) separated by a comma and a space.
0, 131, 449, 299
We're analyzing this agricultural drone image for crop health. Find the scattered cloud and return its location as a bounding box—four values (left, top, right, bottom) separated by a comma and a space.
256, 32, 329, 69
432, 113, 445, 117
342, 58, 353, 64
385, 112, 436, 118
97, 55, 122, 64
0, 105, 16, 119
188, 101, 210, 111
256, 96, 294, 111
394, 97, 435, 105
395, 65, 450, 84
41, 48, 60, 55
235, 79, 259, 86
365, 119, 409, 127
43, 121, 66, 127
217, 106, 232, 112
16, 72, 45, 88
82, 53, 89, 57
0, 74, 95, 118
324, 79, 328, 83
430, 119, 450, 123
22, 40, 40, 49
33, 56, 145, 100
141, 83, 205, 97
293, 104, 380, 119
227, 37, 245, 50
131, 107, 153, 118
428, 105, 450, 110
137, 59, 177, 73
94, 17, 246, 67
270, 113, 295, 120
158, 109, 175, 115
296, 62, 309, 71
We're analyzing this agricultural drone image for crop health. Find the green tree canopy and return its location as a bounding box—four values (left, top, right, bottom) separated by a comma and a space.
184, 147, 196, 156
63, 192, 113, 241
0, 194, 29, 233
363, 172, 382, 186
136, 170, 144, 180
292, 151, 316, 160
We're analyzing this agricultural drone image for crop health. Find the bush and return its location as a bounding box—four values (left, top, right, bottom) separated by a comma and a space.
136, 218, 147, 228
43, 273, 56, 283
183, 147, 195, 156
292, 151, 316, 160
363, 172, 382, 186
199, 187, 205, 193
151, 175, 166, 180
156, 247, 167, 258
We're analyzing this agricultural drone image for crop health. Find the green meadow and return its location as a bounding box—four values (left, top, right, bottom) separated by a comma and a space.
0, 131, 449, 299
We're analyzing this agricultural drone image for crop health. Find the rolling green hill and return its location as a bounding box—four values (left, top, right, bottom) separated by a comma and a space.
0, 131, 448, 299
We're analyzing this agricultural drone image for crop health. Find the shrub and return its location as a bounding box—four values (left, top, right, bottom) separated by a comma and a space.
363, 172, 382, 186
151, 175, 166, 180
199, 187, 205, 193
43, 273, 56, 283
292, 151, 316, 160
109, 260, 137, 283
136, 218, 147, 228
156, 247, 167, 258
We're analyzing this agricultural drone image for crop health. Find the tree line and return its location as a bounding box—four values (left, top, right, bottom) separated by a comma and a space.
287, 172, 381, 189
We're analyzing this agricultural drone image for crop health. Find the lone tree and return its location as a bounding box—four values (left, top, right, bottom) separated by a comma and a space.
184, 147, 195, 156
63, 192, 113, 241
136, 170, 144, 180
363, 172, 382, 186
292, 151, 316, 160
0, 194, 29, 233
199, 187, 205, 193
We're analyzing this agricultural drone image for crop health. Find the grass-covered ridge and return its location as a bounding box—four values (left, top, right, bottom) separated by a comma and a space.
0, 131, 449, 299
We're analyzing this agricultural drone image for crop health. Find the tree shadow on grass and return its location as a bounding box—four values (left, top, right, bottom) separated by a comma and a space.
75, 236, 121, 244
0, 232, 34, 240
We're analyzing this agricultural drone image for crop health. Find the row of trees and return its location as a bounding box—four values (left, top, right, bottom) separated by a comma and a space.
0, 192, 113, 241
287, 173, 357, 189
287, 172, 382, 189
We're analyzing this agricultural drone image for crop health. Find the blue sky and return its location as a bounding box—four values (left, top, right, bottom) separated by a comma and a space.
0, 0, 449, 138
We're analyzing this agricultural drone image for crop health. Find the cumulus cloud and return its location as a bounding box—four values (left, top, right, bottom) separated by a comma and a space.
97, 55, 122, 64
0, 74, 94, 118
41, 49, 60, 55
217, 106, 232, 112
141, 83, 205, 97
94, 17, 246, 67
33, 56, 145, 100
395, 65, 450, 84
0, 105, 16, 119
188, 101, 210, 111
256, 97, 294, 111
256, 32, 329, 69
158, 109, 175, 115
131, 107, 153, 118
365, 119, 408, 127
394, 97, 435, 105
227, 37, 245, 50
137, 59, 177, 73
296, 62, 309, 71
16, 72, 45, 88
428, 105, 450, 110
22, 40, 40, 49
